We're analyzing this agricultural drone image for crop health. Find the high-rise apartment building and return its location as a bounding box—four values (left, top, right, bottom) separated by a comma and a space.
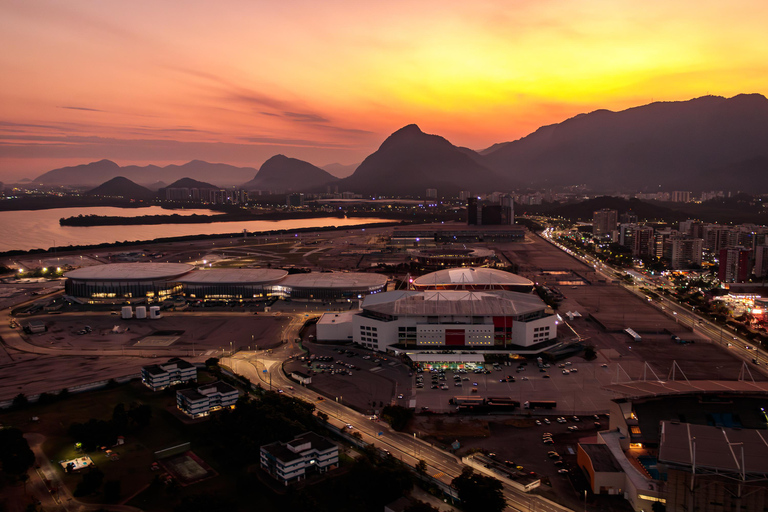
593, 209, 618, 237
426, 188, 438, 199
669, 237, 703, 269
718, 246, 752, 283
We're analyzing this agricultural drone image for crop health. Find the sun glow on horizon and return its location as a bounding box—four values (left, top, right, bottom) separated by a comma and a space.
1, 0, 767, 177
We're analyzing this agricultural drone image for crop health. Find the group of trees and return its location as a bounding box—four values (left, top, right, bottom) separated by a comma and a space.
68, 402, 151, 452
0, 428, 35, 478
381, 405, 414, 431
204, 391, 318, 468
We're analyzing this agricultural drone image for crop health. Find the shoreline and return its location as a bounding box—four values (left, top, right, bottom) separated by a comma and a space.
0, 220, 406, 258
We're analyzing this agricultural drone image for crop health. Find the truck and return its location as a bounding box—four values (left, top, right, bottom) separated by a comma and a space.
450, 396, 485, 407
523, 400, 557, 410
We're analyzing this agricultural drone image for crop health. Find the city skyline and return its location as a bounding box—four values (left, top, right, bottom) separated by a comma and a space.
2, 0, 767, 180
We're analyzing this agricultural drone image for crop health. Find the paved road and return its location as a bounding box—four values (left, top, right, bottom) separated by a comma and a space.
222, 333, 575, 512
541, 229, 767, 371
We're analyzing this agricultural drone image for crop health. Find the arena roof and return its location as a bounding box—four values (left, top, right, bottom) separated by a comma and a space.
412, 267, 533, 289
176, 268, 288, 284
659, 421, 768, 475
604, 380, 768, 399
362, 290, 547, 317
276, 272, 388, 290
64, 263, 194, 281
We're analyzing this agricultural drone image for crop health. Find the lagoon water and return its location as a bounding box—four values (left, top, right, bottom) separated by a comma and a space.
0, 206, 388, 252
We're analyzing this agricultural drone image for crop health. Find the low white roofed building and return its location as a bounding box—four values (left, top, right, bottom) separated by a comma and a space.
141, 358, 197, 391
260, 432, 338, 486
176, 381, 239, 418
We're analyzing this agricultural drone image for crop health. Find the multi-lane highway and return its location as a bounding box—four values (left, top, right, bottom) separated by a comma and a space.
540, 227, 765, 369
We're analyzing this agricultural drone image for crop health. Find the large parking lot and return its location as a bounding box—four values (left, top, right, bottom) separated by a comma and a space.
411, 358, 620, 414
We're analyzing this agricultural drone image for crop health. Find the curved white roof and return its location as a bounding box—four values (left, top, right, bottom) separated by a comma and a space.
277, 272, 388, 290
362, 290, 546, 317
412, 267, 533, 289
65, 263, 194, 281
177, 268, 288, 285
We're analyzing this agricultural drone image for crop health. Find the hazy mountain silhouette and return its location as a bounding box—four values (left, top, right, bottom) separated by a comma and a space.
242, 155, 338, 192
145, 181, 168, 191
164, 177, 219, 189
34, 159, 255, 187
484, 94, 768, 191
322, 162, 359, 178
87, 176, 154, 200
337, 124, 505, 196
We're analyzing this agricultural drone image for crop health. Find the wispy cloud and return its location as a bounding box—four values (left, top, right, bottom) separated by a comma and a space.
59, 106, 106, 113
283, 112, 330, 123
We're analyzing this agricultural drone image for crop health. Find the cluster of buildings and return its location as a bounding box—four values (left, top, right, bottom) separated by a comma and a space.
141, 358, 239, 418
592, 209, 768, 278
64, 264, 388, 303
141, 358, 338, 486
467, 195, 515, 226
164, 187, 249, 205
633, 190, 729, 203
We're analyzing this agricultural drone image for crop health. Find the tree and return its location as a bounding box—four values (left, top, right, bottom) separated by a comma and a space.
128, 404, 152, 428
583, 346, 597, 361
104, 480, 121, 503
381, 405, 414, 431
316, 411, 329, 422
652, 501, 667, 512
0, 428, 35, 476
452, 467, 506, 512
205, 357, 220, 368
415, 459, 427, 480
12, 393, 29, 409
74, 467, 104, 496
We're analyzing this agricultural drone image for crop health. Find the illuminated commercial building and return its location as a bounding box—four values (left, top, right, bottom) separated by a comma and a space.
64, 263, 387, 302
317, 288, 557, 355
176, 269, 287, 300
64, 263, 192, 302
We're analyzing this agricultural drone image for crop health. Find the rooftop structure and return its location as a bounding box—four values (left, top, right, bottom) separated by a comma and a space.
176, 268, 288, 284
272, 272, 387, 300
412, 267, 534, 292
409, 246, 495, 268
64, 263, 194, 281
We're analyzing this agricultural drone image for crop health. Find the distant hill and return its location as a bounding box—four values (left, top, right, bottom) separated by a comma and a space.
145, 181, 167, 191
34, 159, 256, 187
533, 196, 683, 222
322, 162, 359, 178
484, 94, 768, 192
337, 124, 506, 196
242, 155, 338, 192
164, 177, 219, 189
86, 177, 154, 200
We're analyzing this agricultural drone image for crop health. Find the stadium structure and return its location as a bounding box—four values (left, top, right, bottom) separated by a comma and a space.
411, 267, 534, 292
577, 379, 768, 512
409, 246, 495, 268
316, 289, 558, 365
63, 263, 387, 302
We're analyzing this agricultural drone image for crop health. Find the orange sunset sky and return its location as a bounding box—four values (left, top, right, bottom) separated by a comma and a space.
1, 0, 767, 180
